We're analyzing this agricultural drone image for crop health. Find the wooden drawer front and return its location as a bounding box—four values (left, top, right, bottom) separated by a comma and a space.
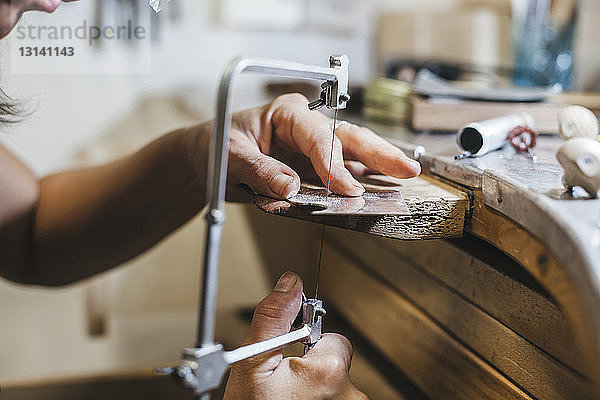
321, 244, 531, 400
329, 227, 585, 375
321, 229, 597, 400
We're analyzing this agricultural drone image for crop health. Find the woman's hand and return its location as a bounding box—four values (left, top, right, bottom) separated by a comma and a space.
224, 272, 368, 400
194, 93, 421, 200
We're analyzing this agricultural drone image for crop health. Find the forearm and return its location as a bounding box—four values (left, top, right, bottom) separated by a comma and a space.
17, 124, 209, 285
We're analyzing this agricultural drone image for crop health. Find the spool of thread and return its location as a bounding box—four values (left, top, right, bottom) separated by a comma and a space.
557, 105, 600, 141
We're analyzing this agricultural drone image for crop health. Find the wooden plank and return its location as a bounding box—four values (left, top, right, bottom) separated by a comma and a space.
325, 229, 596, 400
254, 175, 468, 240
469, 191, 576, 306
476, 174, 600, 380
466, 189, 600, 380
549, 92, 600, 117
320, 245, 533, 400
339, 230, 585, 375
0, 372, 193, 400
411, 97, 565, 134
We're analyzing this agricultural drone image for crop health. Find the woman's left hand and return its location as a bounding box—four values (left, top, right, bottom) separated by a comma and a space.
192, 93, 421, 200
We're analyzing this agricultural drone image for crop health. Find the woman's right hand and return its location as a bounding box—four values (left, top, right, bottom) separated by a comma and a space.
223, 272, 368, 400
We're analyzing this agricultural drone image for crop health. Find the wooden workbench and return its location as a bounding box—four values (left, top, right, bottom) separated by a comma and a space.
248, 120, 600, 399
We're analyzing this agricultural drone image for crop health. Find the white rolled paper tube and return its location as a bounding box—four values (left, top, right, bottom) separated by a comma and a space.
456, 113, 535, 157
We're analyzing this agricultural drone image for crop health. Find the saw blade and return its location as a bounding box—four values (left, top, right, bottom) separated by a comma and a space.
314, 109, 338, 299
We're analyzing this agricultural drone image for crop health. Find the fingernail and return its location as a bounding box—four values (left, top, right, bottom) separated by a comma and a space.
270, 174, 295, 198
408, 158, 421, 167
408, 159, 422, 174
350, 178, 365, 195
285, 179, 300, 199
275, 272, 298, 292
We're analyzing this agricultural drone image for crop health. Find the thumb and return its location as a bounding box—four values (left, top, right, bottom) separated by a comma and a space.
245, 272, 304, 344
229, 141, 301, 200
225, 272, 304, 394
236, 272, 303, 374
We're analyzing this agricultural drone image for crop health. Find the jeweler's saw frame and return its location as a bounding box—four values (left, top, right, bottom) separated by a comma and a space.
157, 55, 350, 399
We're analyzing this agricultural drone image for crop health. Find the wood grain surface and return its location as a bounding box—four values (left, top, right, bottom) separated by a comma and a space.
357, 231, 585, 375
321, 245, 533, 400
326, 228, 596, 400
0, 372, 193, 400
254, 175, 468, 240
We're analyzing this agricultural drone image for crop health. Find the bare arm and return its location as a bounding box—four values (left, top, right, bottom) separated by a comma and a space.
0, 124, 210, 285
0, 94, 419, 286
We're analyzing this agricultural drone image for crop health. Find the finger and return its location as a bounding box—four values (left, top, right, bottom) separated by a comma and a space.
307, 134, 365, 197
269, 94, 364, 196
302, 333, 354, 372
336, 123, 421, 179
344, 160, 380, 177
245, 272, 304, 344
228, 135, 301, 199
283, 334, 356, 397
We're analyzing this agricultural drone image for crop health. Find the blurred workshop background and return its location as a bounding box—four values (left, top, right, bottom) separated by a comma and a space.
0, 0, 599, 397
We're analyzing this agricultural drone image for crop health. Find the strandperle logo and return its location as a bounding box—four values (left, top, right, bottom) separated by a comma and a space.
10, 16, 152, 74
15, 20, 147, 46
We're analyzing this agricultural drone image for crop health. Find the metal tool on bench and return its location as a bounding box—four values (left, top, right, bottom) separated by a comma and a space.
454, 113, 536, 160
156, 55, 350, 399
